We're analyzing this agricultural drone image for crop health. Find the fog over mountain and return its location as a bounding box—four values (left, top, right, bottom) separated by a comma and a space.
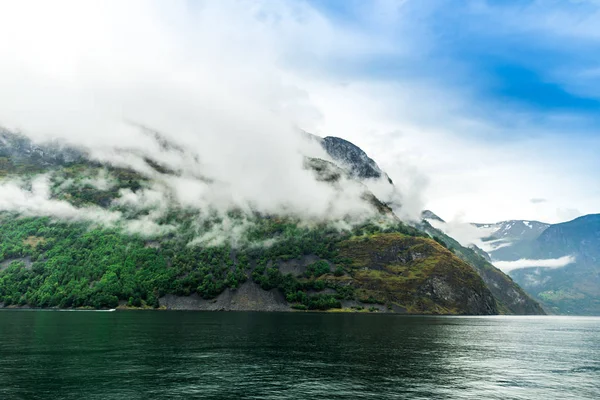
0, 1, 419, 232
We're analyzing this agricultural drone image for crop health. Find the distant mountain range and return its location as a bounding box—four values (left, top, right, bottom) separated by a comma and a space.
418, 216, 545, 315
445, 214, 600, 315
476, 219, 550, 245
503, 215, 600, 315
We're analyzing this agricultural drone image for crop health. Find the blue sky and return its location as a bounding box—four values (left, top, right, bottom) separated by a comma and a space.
305, 0, 600, 130
287, 0, 600, 222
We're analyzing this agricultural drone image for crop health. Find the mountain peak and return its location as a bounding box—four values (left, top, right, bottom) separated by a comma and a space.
474, 220, 550, 242
421, 210, 445, 223
320, 136, 384, 180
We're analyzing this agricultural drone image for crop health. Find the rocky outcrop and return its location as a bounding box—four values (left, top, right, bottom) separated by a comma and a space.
320, 136, 384, 180
418, 276, 497, 315
336, 233, 498, 315
160, 281, 290, 311
419, 219, 545, 315
0, 130, 84, 171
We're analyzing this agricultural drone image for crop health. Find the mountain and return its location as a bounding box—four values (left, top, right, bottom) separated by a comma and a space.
0, 129, 84, 174
505, 214, 600, 315
421, 210, 444, 223
418, 217, 545, 315
475, 220, 550, 242
0, 130, 539, 314
320, 136, 385, 180
474, 219, 550, 261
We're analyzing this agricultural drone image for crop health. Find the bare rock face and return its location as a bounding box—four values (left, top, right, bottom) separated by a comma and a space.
320, 136, 384, 180
418, 276, 497, 315
0, 130, 84, 169
160, 281, 290, 312
277, 255, 321, 277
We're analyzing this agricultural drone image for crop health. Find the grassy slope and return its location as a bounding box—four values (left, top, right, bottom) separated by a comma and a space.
335, 233, 496, 314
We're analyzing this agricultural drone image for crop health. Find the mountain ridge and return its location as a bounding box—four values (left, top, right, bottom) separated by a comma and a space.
506, 214, 600, 314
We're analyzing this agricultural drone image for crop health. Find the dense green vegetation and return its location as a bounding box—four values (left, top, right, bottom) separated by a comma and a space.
0, 211, 426, 310
0, 146, 423, 311
49, 164, 145, 207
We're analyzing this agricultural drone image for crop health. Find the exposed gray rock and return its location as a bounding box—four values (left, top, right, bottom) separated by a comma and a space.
321, 136, 384, 180
159, 281, 290, 311
419, 275, 497, 315
0, 129, 85, 167
277, 254, 321, 276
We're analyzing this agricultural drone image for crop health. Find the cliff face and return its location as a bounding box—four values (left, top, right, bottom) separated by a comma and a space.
320, 136, 386, 181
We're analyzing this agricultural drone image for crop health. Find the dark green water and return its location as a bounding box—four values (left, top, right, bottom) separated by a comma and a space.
0, 312, 598, 399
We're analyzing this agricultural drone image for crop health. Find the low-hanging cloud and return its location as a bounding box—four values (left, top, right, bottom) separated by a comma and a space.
425, 217, 498, 252
0, 176, 119, 223
0, 175, 174, 237
0, 0, 404, 232
493, 255, 576, 273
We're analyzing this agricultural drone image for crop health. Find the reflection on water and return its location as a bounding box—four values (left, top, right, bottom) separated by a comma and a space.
0, 311, 598, 399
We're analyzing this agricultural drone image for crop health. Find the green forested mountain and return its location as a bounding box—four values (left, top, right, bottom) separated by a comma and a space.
0, 130, 541, 314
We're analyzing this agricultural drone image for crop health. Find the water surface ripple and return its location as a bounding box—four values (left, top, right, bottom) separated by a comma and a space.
0, 311, 598, 399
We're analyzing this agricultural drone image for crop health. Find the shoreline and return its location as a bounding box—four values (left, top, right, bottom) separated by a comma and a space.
0, 305, 586, 316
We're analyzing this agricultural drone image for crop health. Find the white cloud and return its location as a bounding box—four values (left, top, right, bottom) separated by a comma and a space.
0, 175, 175, 237
0, 176, 121, 225
530, 198, 548, 204
80, 169, 116, 191
425, 217, 497, 251
493, 255, 576, 273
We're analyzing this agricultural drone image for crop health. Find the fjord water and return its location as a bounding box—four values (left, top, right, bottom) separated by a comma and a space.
0, 312, 598, 400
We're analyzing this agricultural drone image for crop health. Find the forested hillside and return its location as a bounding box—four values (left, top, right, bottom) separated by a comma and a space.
0, 131, 539, 314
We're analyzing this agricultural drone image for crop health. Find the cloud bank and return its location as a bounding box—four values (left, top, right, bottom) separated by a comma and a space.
0, 175, 176, 237
0, 0, 400, 230
425, 217, 498, 252
493, 256, 576, 274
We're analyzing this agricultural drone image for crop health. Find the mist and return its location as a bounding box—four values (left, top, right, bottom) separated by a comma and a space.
425, 217, 498, 252
493, 256, 576, 274
0, 0, 402, 233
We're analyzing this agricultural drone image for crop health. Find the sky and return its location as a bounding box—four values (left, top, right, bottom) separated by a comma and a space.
297, 0, 600, 224
0, 0, 599, 224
